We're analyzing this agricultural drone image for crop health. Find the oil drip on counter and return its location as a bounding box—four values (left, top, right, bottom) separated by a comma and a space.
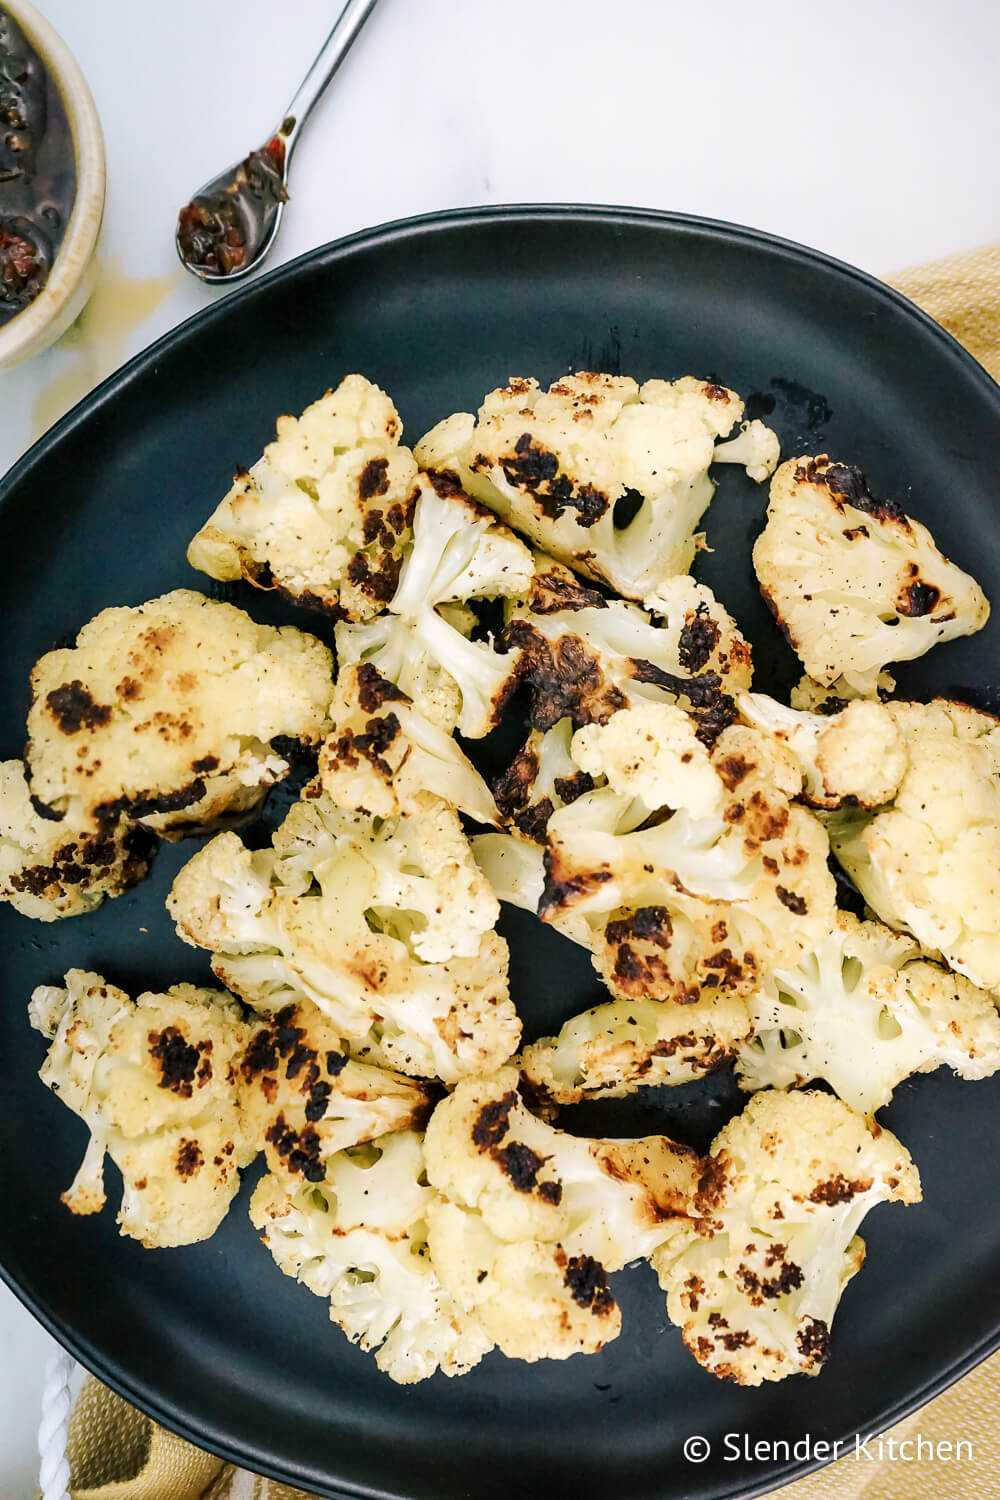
0, 8, 76, 325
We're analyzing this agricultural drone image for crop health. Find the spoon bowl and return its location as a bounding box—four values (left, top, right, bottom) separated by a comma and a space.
174, 0, 378, 283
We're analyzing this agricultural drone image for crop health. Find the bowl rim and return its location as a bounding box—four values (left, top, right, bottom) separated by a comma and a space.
0, 0, 106, 360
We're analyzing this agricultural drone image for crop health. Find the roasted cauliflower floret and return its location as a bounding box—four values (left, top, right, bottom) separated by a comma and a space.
790, 670, 896, 713
318, 663, 498, 824
250, 1131, 492, 1384
0, 759, 152, 920
335, 469, 533, 737
28, 970, 256, 1247
521, 991, 752, 1105
735, 691, 907, 810
25, 589, 333, 840
754, 457, 989, 693
736, 912, 1000, 1115
239, 1000, 434, 1181
540, 711, 836, 957
492, 717, 599, 844
416, 372, 778, 600
427, 1200, 621, 1362
651, 1089, 920, 1385
422, 1067, 701, 1361
828, 699, 1000, 991
502, 557, 752, 746
476, 705, 837, 1011
168, 785, 518, 1084
187, 374, 419, 621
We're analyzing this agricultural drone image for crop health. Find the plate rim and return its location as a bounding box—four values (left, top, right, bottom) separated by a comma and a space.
3, 201, 999, 1500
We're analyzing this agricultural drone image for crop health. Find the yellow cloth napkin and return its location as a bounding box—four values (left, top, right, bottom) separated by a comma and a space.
36, 243, 1000, 1500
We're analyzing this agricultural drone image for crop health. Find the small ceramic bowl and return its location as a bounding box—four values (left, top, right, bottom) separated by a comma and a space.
0, 0, 105, 371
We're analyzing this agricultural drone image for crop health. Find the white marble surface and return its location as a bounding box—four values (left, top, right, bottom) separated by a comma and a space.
1, 0, 998, 1491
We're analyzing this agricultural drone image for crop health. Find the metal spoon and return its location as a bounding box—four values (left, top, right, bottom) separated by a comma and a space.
175, 0, 380, 283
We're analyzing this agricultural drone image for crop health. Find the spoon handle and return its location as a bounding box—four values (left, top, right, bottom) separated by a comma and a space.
278, 0, 380, 159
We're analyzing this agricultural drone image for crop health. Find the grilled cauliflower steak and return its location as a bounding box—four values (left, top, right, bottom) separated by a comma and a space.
0, 759, 152, 920
168, 783, 518, 1084
754, 457, 989, 693
251, 1131, 492, 1383
828, 699, 1000, 991
736, 912, 1000, 1115
652, 1089, 920, 1384
423, 1067, 701, 1361
319, 663, 498, 824
28, 970, 255, 1247
415, 372, 779, 600
240, 1000, 435, 1181
335, 469, 533, 737
25, 589, 333, 842
187, 374, 419, 621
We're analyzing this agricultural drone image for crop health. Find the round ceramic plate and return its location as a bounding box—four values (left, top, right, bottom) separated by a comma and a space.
2, 207, 999, 1500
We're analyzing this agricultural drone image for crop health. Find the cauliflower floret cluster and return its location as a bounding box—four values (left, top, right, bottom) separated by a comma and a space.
479, 705, 835, 1013
415, 372, 778, 600
25, 588, 333, 838
501, 556, 753, 748
651, 1089, 921, 1385
736, 911, 1000, 1115
0, 759, 152, 920
735, 691, 907, 810
187, 374, 419, 621
318, 663, 498, 825
754, 456, 989, 693
18, 364, 999, 1399
422, 1067, 701, 1361
2, 590, 333, 919
828, 699, 1000, 991
335, 469, 533, 736
28, 970, 256, 1247
168, 785, 518, 1084
239, 999, 435, 1181
251, 1131, 492, 1384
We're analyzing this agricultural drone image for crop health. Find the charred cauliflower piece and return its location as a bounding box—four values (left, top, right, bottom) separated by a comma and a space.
335, 469, 533, 737
28, 970, 256, 1247
251, 1131, 492, 1384
754, 457, 989, 693
0, 760, 152, 920
501, 556, 753, 749
521, 991, 752, 1105
239, 1000, 435, 1181
736, 911, 1000, 1115
736, 691, 907, 810
318, 663, 498, 825
476, 705, 837, 1028
423, 1067, 701, 1361
492, 717, 599, 844
544, 709, 836, 963
415, 373, 778, 600
789, 670, 896, 713
168, 784, 518, 1084
652, 1089, 920, 1384
187, 374, 418, 621
828, 699, 1000, 992
25, 589, 333, 842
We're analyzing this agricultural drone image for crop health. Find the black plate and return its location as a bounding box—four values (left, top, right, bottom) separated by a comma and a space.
2, 207, 1000, 1500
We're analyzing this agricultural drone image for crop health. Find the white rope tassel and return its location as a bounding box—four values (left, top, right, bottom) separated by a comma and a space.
37, 1348, 74, 1500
